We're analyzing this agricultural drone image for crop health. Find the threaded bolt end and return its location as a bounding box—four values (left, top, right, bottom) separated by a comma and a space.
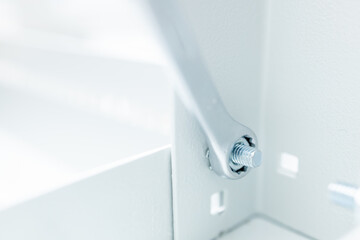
231, 143, 262, 168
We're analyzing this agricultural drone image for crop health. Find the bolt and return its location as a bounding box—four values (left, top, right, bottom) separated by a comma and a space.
328, 182, 360, 209
230, 142, 262, 168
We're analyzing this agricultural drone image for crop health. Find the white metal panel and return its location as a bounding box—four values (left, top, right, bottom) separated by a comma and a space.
260, 0, 360, 239
220, 217, 309, 240
172, 97, 258, 240
0, 147, 172, 240
170, 0, 265, 238
0, 43, 171, 209
176, 0, 360, 239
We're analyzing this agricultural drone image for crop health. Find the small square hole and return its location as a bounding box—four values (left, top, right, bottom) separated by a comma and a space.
210, 190, 226, 215
278, 152, 299, 178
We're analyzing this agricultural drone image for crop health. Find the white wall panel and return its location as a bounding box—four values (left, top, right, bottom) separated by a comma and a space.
172, 97, 258, 240
0, 148, 172, 240
178, 0, 360, 239
170, 0, 266, 238
260, 0, 360, 239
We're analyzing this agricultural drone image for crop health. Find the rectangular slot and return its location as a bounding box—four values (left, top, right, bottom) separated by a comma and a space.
210, 190, 226, 215
277, 152, 299, 178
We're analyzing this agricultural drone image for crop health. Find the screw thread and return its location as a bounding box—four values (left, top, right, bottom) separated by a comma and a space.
231, 143, 261, 168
